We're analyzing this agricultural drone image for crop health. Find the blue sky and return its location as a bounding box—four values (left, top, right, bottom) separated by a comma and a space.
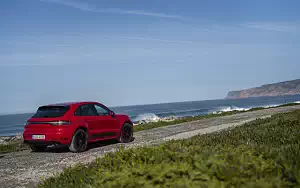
1, 0, 300, 114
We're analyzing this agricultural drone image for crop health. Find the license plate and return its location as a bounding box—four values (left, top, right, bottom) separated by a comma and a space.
32, 135, 45, 139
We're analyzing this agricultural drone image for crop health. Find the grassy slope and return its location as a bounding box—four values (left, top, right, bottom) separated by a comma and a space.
39, 110, 300, 188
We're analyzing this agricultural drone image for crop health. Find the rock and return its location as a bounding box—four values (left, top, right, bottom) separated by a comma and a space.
12, 133, 23, 141
226, 79, 300, 99
0, 139, 6, 145
160, 116, 177, 122
0, 133, 23, 145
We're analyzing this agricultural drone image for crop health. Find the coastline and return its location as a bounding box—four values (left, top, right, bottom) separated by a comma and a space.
1, 96, 300, 137
0, 102, 299, 147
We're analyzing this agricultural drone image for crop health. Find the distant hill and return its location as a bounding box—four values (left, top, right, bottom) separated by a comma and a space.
226, 79, 300, 99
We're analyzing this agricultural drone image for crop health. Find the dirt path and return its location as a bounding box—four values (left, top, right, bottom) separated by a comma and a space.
1, 105, 300, 188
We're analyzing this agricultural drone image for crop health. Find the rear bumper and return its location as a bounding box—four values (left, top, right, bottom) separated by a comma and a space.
23, 126, 75, 145
23, 140, 60, 146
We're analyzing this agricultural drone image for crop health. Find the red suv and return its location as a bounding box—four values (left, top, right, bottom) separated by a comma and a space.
23, 101, 133, 153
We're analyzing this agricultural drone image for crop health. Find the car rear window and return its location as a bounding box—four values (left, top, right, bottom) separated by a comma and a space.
32, 106, 70, 118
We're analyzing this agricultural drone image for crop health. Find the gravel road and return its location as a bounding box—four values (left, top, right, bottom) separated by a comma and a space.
1, 105, 300, 188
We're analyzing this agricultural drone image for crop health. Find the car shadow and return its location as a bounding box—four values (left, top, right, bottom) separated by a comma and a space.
38, 137, 135, 153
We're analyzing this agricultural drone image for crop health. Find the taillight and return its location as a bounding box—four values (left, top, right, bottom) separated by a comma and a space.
24, 121, 29, 128
49, 121, 71, 126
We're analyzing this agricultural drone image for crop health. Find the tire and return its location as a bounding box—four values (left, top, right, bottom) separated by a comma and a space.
30, 145, 47, 152
118, 123, 133, 143
69, 129, 88, 153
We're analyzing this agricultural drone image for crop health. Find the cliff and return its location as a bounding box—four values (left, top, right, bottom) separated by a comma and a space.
226, 79, 300, 99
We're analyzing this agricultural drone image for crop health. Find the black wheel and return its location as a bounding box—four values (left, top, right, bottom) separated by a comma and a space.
69, 129, 88, 153
118, 123, 133, 143
30, 145, 47, 152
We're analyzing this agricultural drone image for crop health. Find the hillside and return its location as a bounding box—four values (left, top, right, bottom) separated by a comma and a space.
226, 79, 300, 99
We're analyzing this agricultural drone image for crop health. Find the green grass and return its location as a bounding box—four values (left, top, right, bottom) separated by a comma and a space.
0, 141, 28, 154
39, 110, 300, 188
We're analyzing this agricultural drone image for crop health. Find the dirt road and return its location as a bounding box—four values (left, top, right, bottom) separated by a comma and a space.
1, 105, 300, 188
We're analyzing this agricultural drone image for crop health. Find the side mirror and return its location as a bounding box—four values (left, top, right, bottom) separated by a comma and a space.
110, 111, 116, 117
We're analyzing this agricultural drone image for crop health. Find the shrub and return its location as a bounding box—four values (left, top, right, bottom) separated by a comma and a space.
39, 110, 300, 188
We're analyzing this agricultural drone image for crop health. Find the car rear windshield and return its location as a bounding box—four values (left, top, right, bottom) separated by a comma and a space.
32, 106, 70, 118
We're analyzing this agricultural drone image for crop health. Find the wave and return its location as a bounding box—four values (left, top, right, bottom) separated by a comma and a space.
212, 106, 250, 114
131, 101, 300, 125
131, 108, 209, 121
132, 113, 161, 123
261, 104, 281, 108
262, 101, 300, 108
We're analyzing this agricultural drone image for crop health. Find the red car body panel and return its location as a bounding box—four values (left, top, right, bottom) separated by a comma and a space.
23, 102, 133, 145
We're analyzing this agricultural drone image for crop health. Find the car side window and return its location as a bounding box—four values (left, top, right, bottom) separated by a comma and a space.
94, 104, 110, 116
77, 104, 98, 116
74, 106, 82, 116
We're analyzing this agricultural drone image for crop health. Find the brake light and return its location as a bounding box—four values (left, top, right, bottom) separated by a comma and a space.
25, 121, 71, 126
49, 121, 71, 126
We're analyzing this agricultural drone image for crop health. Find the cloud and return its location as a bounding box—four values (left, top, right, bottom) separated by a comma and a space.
118, 36, 201, 44
242, 22, 299, 33
40, 0, 94, 11
0, 53, 83, 67
39, 0, 184, 19
0, 62, 81, 67
0, 35, 205, 68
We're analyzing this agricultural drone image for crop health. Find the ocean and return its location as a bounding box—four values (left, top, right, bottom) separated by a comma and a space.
1, 95, 300, 136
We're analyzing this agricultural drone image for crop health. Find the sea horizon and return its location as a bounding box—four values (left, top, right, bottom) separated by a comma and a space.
1, 94, 300, 136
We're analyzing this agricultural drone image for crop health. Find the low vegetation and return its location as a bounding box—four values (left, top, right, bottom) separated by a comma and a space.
0, 141, 28, 153
39, 110, 300, 187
